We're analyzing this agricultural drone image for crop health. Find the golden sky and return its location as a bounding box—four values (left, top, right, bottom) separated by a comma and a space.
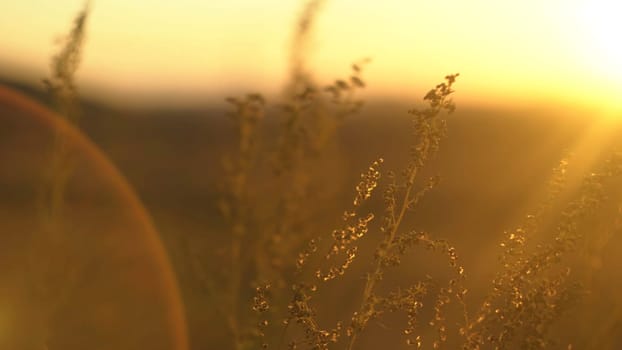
0, 0, 621, 112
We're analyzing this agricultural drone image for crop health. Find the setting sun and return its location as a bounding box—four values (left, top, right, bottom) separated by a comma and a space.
553, 0, 622, 115
574, 0, 622, 78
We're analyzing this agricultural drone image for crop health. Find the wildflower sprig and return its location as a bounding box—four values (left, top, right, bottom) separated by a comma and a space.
43, 2, 89, 124
464, 153, 622, 349
317, 158, 383, 281
347, 74, 462, 350
30, 5, 89, 350
281, 158, 383, 349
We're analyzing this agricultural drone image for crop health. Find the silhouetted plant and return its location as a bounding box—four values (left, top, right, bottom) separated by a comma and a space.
190, 2, 371, 348
464, 153, 622, 349
28, 3, 90, 350
245, 74, 463, 350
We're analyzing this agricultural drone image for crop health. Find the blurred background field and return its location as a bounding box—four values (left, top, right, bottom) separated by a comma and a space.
3, 75, 622, 348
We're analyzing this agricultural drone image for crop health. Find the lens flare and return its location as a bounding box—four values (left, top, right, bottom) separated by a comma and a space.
0, 86, 188, 350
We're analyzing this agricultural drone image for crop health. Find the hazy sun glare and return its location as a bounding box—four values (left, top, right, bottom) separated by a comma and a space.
0, 0, 620, 113
573, 1, 622, 75
565, 0, 622, 115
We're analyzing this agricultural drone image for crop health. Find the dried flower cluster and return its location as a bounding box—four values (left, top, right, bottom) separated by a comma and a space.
253, 75, 465, 350
316, 159, 382, 281
463, 154, 622, 349
346, 74, 462, 350
42, 2, 89, 125
196, 2, 372, 347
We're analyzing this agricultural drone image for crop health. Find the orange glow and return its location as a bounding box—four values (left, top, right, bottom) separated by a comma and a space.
0, 0, 620, 112
0, 86, 188, 349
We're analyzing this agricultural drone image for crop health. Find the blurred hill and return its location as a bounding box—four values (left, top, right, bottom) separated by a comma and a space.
0, 76, 604, 211
2, 75, 614, 262
3, 75, 618, 263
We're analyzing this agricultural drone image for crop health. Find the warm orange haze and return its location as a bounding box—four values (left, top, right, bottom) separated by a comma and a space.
0, 86, 188, 349
0, 0, 621, 112
2, 1, 622, 349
